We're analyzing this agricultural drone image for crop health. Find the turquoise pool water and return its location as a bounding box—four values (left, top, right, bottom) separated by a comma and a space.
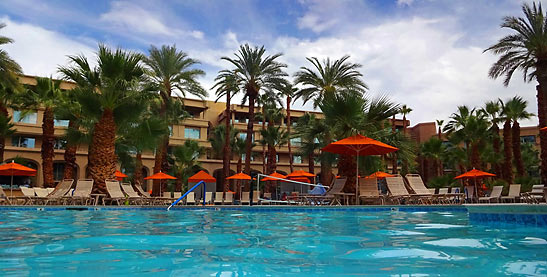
0, 209, 545, 276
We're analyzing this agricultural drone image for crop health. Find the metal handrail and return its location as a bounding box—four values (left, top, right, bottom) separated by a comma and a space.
167, 180, 206, 210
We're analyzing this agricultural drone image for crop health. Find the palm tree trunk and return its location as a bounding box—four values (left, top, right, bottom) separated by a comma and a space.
437, 126, 442, 140
63, 119, 79, 180
492, 125, 502, 177
89, 109, 117, 193
41, 107, 55, 187
503, 120, 513, 183
134, 152, 143, 186
391, 115, 398, 174
320, 132, 333, 186
512, 121, 525, 177
308, 152, 315, 174
287, 97, 293, 172
261, 107, 266, 174
470, 142, 480, 169
537, 84, 547, 185
223, 92, 231, 197
401, 115, 408, 175
266, 145, 276, 174
244, 94, 256, 174
338, 154, 356, 193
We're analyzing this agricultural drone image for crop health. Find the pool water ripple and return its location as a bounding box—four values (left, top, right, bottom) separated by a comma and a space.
0, 210, 545, 276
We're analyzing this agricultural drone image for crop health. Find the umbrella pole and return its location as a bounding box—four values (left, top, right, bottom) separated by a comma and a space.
10, 173, 13, 197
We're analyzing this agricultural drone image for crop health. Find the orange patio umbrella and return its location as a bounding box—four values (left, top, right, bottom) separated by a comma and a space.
541, 126, 547, 131
144, 171, 177, 196
188, 170, 216, 183
261, 172, 287, 181
286, 170, 315, 178
454, 168, 496, 200
322, 134, 398, 204
0, 161, 37, 195
226, 172, 251, 180
290, 177, 310, 183
115, 170, 128, 181
366, 171, 395, 179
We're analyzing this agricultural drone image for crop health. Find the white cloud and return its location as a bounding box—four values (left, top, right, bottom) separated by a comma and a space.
397, 0, 415, 7
272, 17, 538, 126
0, 17, 95, 78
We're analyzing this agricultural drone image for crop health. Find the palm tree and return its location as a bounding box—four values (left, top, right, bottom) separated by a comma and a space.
18, 77, 63, 187
479, 101, 503, 177
293, 55, 368, 108
212, 70, 240, 195
499, 99, 514, 183
294, 113, 324, 174
59, 45, 147, 192
444, 106, 489, 170
259, 125, 288, 174
143, 45, 206, 193
421, 137, 445, 179
294, 55, 367, 185
485, 2, 547, 184
436, 119, 444, 140
0, 112, 14, 162
505, 96, 534, 177
0, 23, 22, 92
221, 44, 287, 174
399, 105, 412, 174
0, 23, 22, 162
171, 140, 205, 192
274, 81, 297, 172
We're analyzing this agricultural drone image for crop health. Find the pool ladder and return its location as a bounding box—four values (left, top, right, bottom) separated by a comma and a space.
167, 181, 206, 211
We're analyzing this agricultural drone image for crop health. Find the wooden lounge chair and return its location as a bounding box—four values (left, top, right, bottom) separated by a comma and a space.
120, 182, 148, 205
359, 177, 385, 205
501, 184, 521, 203
65, 179, 93, 205
478, 185, 503, 203
385, 175, 412, 204
521, 184, 545, 203
0, 186, 11, 205
405, 174, 436, 204
214, 192, 224, 205
47, 179, 74, 205
103, 180, 126, 205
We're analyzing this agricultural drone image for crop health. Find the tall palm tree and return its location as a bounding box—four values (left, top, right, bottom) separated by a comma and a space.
293, 55, 368, 108
436, 119, 444, 140
294, 55, 367, 185
0, 23, 22, 162
143, 45, 206, 193
499, 99, 514, 183
421, 137, 445, 178
274, 81, 298, 172
259, 125, 288, 174
485, 2, 547, 184
399, 105, 412, 174
221, 44, 287, 174
18, 77, 63, 187
0, 23, 22, 93
212, 70, 240, 195
479, 101, 503, 177
294, 113, 324, 174
59, 45, 147, 192
505, 96, 534, 177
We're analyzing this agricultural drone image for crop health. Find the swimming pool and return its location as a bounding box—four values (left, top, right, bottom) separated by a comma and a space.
0, 208, 545, 276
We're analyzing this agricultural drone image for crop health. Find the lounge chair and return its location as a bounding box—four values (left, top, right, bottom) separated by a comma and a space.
501, 184, 521, 203
521, 185, 545, 203
359, 177, 385, 205
46, 187, 55, 195
385, 175, 412, 204
19, 187, 37, 205
303, 178, 346, 205
186, 192, 196, 205
241, 191, 250, 205
405, 174, 436, 204
478, 185, 503, 203
174, 192, 182, 198
225, 191, 233, 205
214, 192, 224, 205
47, 179, 74, 205
0, 186, 11, 205
33, 188, 51, 205
121, 182, 148, 205
103, 180, 126, 205
134, 184, 160, 205
464, 185, 475, 203
65, 179, 93, 205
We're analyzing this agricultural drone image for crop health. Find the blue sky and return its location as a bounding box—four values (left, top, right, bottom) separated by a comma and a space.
0, 0, 541, 125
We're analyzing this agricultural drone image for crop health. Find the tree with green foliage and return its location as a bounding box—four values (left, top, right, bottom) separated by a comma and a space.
171, 140, 205, 192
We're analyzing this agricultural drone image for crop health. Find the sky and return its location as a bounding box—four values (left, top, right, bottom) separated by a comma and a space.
0, 0, 542, 127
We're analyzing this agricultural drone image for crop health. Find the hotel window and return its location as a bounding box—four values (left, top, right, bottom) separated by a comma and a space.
239, 132, 254, 142
11, 136, 35, 148
53, 139, 67, 150
520, 135, 536, 144
290, 137, 301, 146
184, 127, 200, 139
168, 126, 173, 137
276, 154, 280, 163
13, 110, 37, 124
53, 163, 65, 181
242, 153, 254, 161
293, 155, 302, 164
54, 119, 69, 127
